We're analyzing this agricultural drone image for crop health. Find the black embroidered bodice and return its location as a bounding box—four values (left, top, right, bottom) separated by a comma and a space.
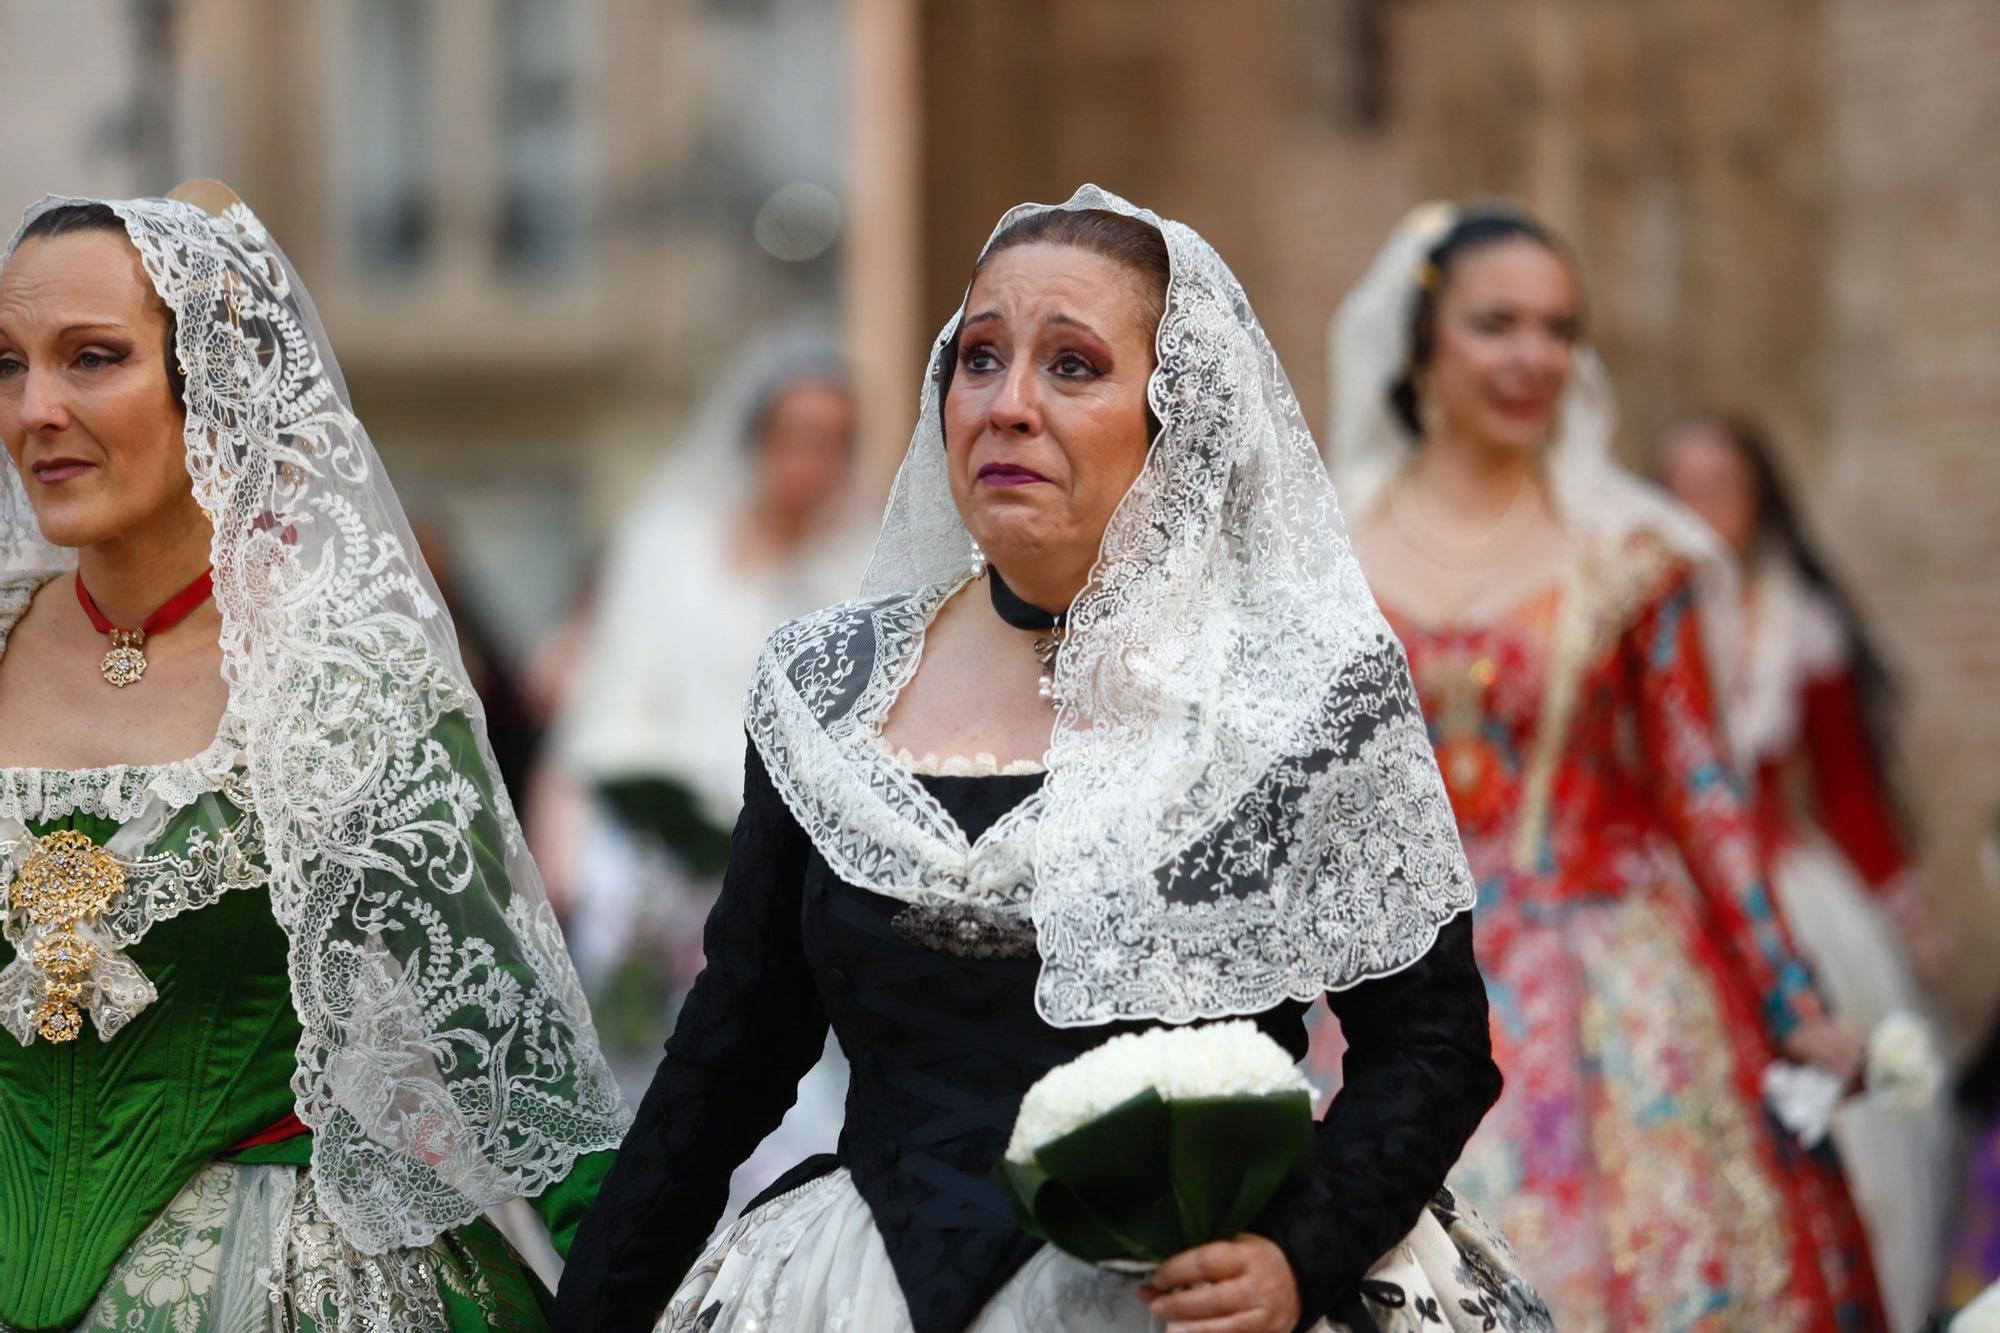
556, 743, 1500, 1332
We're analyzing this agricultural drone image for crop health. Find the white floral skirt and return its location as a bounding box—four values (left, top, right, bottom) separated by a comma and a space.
49, 1159, 542, 1333
657, 1168, 1551, 1332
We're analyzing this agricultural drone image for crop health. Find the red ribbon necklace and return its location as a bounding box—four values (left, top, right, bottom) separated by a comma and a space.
74, 566, 215, 688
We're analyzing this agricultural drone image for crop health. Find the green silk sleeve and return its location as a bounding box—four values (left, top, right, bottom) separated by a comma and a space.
532, 1148, 618, 1260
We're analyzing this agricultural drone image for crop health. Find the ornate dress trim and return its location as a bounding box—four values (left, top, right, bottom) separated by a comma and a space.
864, 729, 1049, 778
1511, 532, 1679, 871
0, 801, 266, 1045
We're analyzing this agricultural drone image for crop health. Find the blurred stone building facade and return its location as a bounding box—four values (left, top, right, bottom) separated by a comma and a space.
2, 0, 1995, 1023
0, 0, 851, 653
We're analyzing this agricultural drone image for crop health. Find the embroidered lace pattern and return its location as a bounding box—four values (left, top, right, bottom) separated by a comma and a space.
0, 197, 627, 1254
749, 586, 1045, 920
69, 1159, 510, 1332
748, 186, 1475, 1029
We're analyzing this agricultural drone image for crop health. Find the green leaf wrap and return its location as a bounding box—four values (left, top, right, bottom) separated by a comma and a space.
995, 1087, 1315, 1267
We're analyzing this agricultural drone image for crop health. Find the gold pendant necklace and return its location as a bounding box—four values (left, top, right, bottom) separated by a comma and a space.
100, 629, 149, 688
74, 566, 215, 688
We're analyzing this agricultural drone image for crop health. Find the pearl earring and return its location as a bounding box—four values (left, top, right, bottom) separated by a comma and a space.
968, 537, 987, 580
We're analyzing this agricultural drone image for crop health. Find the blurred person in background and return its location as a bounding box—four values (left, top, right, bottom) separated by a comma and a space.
541, 325, 870, 1205
1658, 410, 1954, 1328
0, 188, 624, 1330
1328, 201, 1886, 1330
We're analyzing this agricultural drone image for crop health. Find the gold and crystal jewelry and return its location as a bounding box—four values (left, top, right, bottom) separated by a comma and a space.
29, 928, 96, 1042
13, 828, 127, 1043
73, 566, 216, 688
100, 629, 148, 688
1416, 647, 1500, 803
1417, 379, 1444, 443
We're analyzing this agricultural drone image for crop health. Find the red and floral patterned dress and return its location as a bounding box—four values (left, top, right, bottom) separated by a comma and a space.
1319, 534, 1885, 1332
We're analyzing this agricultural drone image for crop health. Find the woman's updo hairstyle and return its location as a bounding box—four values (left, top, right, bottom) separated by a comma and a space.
14, 202, 187, 406
934, 207, 1170, 439
1388, 208, 1569, 439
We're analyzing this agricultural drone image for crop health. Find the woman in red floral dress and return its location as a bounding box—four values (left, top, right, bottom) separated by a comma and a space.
1322, 203, 1886, 1331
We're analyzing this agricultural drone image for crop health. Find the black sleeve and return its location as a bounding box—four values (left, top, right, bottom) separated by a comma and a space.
554, 738, 832, 1333
1251, 912, 1501, 1328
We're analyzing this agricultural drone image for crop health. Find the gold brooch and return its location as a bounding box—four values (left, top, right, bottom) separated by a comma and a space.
14, 830, 126, 1042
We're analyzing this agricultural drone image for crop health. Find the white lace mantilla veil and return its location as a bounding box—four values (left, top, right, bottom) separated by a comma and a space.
1326, 200, 1739, 679
745, 184, 1477, 1029
0, 194, 628, 1253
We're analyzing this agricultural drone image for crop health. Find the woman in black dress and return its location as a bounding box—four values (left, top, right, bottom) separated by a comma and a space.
556, 187, 1549, 1333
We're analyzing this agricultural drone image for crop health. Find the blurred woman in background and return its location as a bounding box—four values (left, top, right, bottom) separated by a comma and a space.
1328, 201, 1885, 1330
1658, 410, 1952, 1329
544, 327, 869, 1202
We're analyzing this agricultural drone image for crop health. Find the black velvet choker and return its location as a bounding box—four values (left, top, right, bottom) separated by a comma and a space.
986, 566, 1067, 703
985, 565, 1064, 631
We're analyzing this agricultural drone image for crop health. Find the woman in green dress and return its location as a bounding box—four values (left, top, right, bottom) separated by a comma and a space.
0, 183, 628, 1331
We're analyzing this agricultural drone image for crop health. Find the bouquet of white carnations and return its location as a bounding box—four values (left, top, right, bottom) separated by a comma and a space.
1762, 1010, 1944, 1148
996, 1021, 1316, 1271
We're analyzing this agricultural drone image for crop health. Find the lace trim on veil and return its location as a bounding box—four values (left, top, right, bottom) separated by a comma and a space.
749, 583, 1044, 919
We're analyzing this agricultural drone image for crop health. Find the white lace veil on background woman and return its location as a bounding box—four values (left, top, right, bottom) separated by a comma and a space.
557, 323, 865, 832
749, 184, 1476, 1027
0, 190, 627, 1253
1326, 201, 1739, 682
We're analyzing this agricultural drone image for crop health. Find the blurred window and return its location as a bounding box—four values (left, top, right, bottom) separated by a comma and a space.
1293, 0, 1390, 132
350, 0, 436, 272
497, 0, 585, 274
